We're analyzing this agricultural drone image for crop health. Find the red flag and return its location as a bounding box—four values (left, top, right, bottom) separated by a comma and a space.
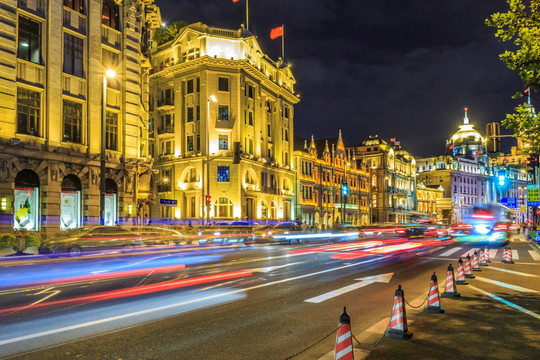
270, 26, 283, 40
525, 88, 530, 93
232, 0, 240, 3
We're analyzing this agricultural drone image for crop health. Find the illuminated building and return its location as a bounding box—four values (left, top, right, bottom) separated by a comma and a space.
293, 132, 370, 228
0, 1, 160, 234
416, 182, 444, 221
149, 23, 299, 223
349, 136, 417, 223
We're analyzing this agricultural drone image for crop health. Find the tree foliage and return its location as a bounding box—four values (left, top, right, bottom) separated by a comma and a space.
0, 229, 41, 255
153, 21, 186, 46
486, 0, 540, 154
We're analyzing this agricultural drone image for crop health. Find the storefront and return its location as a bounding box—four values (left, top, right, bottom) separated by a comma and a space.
60, 175, 82, 230
13, 170, 40, 231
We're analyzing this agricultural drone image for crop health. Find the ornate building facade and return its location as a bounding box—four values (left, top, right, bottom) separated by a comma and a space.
149, 23, 299, 224
0, 0, 160, 234
293, 132, 370, 228
349, 136, 417, 223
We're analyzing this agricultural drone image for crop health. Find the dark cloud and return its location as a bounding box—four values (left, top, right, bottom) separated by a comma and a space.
156, 0, 524, 157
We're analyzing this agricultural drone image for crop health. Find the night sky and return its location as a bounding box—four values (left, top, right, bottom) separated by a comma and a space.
155, 0, 524, 157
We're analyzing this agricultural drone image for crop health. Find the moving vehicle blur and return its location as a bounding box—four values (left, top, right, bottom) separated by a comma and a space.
38, 226, 143, 257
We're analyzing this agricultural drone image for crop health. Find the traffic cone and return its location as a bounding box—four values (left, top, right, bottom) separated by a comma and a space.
471, 250, 482, 271
456, 257, 469, 285
441, 264, 460, 297
385, 285, 413, 339
464, 255, 475, 279
424, 272, 445, 313
479, 249, 488, 266
484, 246, 491, 263
334, 307, 354, 360
502, 247, 514, 264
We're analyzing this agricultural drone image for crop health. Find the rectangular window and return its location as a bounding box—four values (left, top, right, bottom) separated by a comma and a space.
196, 77, 200, 92
17, 88, 40, 136
217, 166, 230, 182
218, 105, 229, 121
219, 134, 228, 150
246, 83, 254, 99
187, 106, 194, 122
105, 111, 118, 151
63, 33, 84, 77
161, 140, 173, 156
218, 77, 229, 92
63, 100, 82, 144
196, 105, 200, 121
187, 135, 194, 151
186, 79, 194, 94
248, 111, 253, 126
102, 0, 119, 30
18, 16, 42, 64
63, 0, 84, 13
196, 134, 200, 151
102, 49, 119, 88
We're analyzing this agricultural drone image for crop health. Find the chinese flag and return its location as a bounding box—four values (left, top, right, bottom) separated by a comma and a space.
232, 0, 240, 3
270, 26, 283, 40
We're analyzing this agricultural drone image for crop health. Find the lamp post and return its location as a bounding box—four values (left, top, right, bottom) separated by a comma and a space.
100, 69, 116, 226
203, 95, 217, 226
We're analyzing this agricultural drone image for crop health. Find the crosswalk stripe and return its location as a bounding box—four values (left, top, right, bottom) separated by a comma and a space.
512, 249, 519, 260
528, 250, 540, 261
489, 249, 498, 259
461, 248, 479, 258
440, 247, 462, 257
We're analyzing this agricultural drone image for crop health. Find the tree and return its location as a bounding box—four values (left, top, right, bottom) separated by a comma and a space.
486, 0, 540, 153
153, 21, 186, 46
0, 229, 41, 256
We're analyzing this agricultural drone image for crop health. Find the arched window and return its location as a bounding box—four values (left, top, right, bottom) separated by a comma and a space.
214, 197, 233, 218
14, 169, 40, 231
183, 167, 199, 183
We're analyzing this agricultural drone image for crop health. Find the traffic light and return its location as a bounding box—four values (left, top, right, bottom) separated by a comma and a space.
205, 195, 211, 205
497, 170, 506, 186
341, 182, 349, 196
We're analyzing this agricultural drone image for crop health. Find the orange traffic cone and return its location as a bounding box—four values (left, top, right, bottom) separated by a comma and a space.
424, 272, 444, 313
456, 257, 469, 285
502, 247, 514, 264
334, 307, 354, 360
385, 285, 412, 339
441, 264, 460, 297
479, 249, 488, 266
464, 255, 475, 279
484, 246, 491, 263
471, 250, 482, 271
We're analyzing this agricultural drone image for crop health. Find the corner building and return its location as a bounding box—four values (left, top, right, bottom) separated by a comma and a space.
149, 23, 299, 223
0, 0, 160, 234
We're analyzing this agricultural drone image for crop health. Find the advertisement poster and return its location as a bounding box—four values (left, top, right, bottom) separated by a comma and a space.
60, 190, 81, 230
13, 187, 39, 231
104, 193, 117, 226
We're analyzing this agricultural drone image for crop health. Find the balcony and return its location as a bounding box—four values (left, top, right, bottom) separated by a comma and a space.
157, 98, 174, 111
157, 125, 174, 135
17, 60, 44, 87
18, 0, 45, 17
63, 8, 86, 35
102, 26, 121, 50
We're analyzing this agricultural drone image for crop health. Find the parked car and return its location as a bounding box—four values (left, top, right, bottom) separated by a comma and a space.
194, 225, 255, 246
38, 226, 142, 257
133, 226, 183, 247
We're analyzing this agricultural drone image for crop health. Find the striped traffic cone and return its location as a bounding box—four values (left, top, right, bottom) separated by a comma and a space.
471, 250, 482, 271
464, 255, 475, 279
456, 257, 469, 285
334, 307, 354, 360
479, 249, 488, 266
385, 285, 413, 339
424, 272, 445, 313
501, 247, 514, 264
484, 246, 491, 263
442, 264, 460, 297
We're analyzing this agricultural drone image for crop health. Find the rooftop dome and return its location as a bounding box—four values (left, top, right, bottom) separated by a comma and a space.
449, 108, 485, 146
361, 135, 388, 146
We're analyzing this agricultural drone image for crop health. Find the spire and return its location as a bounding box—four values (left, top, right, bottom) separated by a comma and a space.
337, 129, 345, 151
304, 139, 308, 149
309, 135, 317, 155
463, 107, 469, 125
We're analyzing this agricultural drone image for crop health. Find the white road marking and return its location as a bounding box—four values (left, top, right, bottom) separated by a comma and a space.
489, 249, 498, 259
305, 273, 393, 303
512, 249, 519, 260
528, 250, 540, 261
474, 276, 538, 293
469, 285, 540, 321
461, 248, 479, 258
440, 247, 462, 257
488, 266, 540, 278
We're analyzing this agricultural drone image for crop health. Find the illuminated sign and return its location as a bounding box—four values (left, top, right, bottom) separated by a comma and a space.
527, 185, 540, 206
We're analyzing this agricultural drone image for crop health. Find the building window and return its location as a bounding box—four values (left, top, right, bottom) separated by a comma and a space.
187, 135, 194, 152
63, 33, 84, 77
196, 105, 200, 121
187, 106, 194, 122
218, 77, 229, 92
215, 197, 233, 218
102, 0, 119, 30
219, 134, 229, 150
246, 83, 254, 99
63, 100, 82, 144
161, 139, 173, 156
18, 16, 42, 64
218, 105, 229, 121
217, 166, 230, 182
105, 111, 118, 151
186, 79, 194, 94
248, 110, 253, 126
17, 88, 40, 136
284, 106, 290, 119
158, 169, 172, 192
102, 49, 120, 89
63, 0, 84, 13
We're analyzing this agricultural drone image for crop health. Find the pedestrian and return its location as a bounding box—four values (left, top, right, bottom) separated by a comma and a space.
188, 220, 193, 229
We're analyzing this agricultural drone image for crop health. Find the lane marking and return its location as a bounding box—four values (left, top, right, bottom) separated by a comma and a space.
474, 276, 538, 293
440, 247, 462, 257
305, 273, 393, 303
461, 248, 479, 258
487, 266, 540, 278
469, 285, 540, 321
489, 249, 498, 259
512, 249, 519, 260
528, 250, 540, 261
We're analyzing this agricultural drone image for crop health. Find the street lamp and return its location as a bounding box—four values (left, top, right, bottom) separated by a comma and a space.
203, 95, 217, 226
100, 69, 116, 226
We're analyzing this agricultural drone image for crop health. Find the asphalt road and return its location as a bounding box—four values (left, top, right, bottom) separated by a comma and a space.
1, 235, 538, 360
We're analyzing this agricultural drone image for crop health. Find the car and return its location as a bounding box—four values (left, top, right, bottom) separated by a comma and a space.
133, 226, 183, 246
38, 226, 143, 257
194, 225, 255, 246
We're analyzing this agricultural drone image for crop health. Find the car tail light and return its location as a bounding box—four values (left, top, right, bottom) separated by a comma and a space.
493, 223, 508, 232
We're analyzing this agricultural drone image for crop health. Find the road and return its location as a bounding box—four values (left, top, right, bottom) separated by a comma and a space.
1, 235, 539, 359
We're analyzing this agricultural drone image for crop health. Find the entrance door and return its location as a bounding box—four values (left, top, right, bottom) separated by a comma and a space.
246, 198, 255, 220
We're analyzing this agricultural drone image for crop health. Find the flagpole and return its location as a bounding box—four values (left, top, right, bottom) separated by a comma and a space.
282, 25, 285, 63
246, 0, 249, 31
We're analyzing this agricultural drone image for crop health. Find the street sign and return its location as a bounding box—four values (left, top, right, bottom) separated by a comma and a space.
527, 185, 540, 206
500, 197, 517, 209
160, 198, 177, 207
